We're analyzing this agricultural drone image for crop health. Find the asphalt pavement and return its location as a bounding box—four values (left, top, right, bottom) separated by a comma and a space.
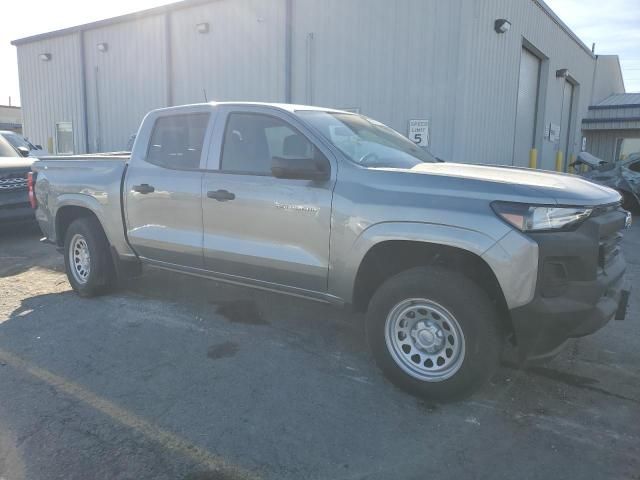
0, 220, 638, 480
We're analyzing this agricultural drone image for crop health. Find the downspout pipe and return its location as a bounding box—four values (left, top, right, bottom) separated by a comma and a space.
285, 0, 293, 103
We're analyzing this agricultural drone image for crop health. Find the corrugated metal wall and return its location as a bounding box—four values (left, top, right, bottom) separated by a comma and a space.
291, 0, 464, 162
15, 0, 286, 154
584, 131, 617, 161
15, 0, 610, 168
592, 56, 626, 105
584, 106, 640, 130
170, 0, 286, 105
585, 130, 640, 163
291, 0, 597, 168
449, 0, 596, 169
16, 33, 86, 153
84, 15, 168, 152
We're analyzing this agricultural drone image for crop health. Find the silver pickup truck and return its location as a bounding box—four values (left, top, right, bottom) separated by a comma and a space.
31, 102, 631, 401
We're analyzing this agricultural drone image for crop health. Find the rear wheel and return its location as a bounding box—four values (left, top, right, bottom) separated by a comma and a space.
63, 216, 115, 297
366, 267, 502, 401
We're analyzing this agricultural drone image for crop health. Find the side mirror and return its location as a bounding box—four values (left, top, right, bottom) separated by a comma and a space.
271, 155, 330, 181
17, 146, 30, 157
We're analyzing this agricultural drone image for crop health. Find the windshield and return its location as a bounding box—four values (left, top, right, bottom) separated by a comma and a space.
1, 132, 30, 150
0, 135, 19, 157
297, 111, 437, 168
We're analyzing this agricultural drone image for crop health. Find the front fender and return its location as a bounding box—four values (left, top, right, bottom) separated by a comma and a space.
329, 221, 505, 304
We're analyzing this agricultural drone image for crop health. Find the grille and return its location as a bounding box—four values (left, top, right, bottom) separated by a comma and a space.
0, 177, 27, 191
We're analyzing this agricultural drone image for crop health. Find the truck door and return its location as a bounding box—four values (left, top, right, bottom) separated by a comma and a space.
124, 109, 213, 268
201, 106, 336, 294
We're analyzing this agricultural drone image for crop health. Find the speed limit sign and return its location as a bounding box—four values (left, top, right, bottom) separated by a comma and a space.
408, 120, 429, 147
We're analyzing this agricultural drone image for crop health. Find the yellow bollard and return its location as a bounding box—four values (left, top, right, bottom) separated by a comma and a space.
568, 154, 576, 174
47, 137, 54, 154
555, 151, 564, 172
529, 148, 538, 169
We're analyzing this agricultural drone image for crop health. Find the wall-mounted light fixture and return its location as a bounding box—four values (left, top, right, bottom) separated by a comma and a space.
97, 42, 108, 52
39, 53, 52, 61
556, 68, 569, 79
494, 19, 511, 34
196, 22, 209, 34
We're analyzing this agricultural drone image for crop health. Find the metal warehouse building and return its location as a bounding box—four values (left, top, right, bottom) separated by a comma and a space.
583, 93, 640, 163
11, 0, 625, 169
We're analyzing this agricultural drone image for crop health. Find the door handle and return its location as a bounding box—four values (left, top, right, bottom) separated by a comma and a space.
207, 189, 236, 201
132, 184, 155, 194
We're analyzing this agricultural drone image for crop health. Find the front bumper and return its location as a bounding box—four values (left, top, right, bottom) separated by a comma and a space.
509, 206, 630, 361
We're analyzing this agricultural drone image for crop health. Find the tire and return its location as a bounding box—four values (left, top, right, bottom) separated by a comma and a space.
63, 216, 116, 297
366, 267, 502, 402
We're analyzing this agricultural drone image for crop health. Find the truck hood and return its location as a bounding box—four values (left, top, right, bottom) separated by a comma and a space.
399, 162, 620, 206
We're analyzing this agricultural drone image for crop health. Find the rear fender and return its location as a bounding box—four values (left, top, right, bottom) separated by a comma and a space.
54, 194, 135, 258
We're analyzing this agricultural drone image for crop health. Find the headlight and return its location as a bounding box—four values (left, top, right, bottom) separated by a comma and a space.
492, 202, 593, 232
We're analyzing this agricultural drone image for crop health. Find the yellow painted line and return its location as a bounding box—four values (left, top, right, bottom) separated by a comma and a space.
0, 348, 259, 480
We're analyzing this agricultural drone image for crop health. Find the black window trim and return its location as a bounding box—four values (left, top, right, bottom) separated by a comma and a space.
144, 112, 211, 172
217, 110, 326, 177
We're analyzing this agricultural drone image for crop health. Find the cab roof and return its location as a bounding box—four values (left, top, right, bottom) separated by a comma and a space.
150, 102, 354, 116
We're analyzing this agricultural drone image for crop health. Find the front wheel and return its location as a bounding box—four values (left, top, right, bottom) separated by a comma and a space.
64, 216, 115, 297
366, 267, 502, 402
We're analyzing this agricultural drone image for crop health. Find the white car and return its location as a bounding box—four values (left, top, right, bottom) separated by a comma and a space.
0, 130, 49, 156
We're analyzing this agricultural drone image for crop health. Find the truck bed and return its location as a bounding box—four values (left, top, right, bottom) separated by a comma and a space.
31, 153, 131, 256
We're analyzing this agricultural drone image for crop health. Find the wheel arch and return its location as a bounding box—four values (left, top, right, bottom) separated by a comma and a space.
341, 224, 514, 339
52, 194, 132, 259
55, 201, 106, 248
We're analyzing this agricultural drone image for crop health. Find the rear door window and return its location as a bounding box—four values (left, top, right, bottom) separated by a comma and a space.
146, 114, 210, 170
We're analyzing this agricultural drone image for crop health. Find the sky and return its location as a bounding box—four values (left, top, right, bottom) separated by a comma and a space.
544, 0, 640, 91
0, 0, 174, 107
0, 0, 639, 107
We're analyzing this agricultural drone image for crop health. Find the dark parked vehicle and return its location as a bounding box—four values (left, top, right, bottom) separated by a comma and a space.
0, 135, 35, 224
572, 152, 640, 211
0, 130, 49, 156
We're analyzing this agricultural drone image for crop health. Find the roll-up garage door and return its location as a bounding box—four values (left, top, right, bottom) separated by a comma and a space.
513, 48, 541, 167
